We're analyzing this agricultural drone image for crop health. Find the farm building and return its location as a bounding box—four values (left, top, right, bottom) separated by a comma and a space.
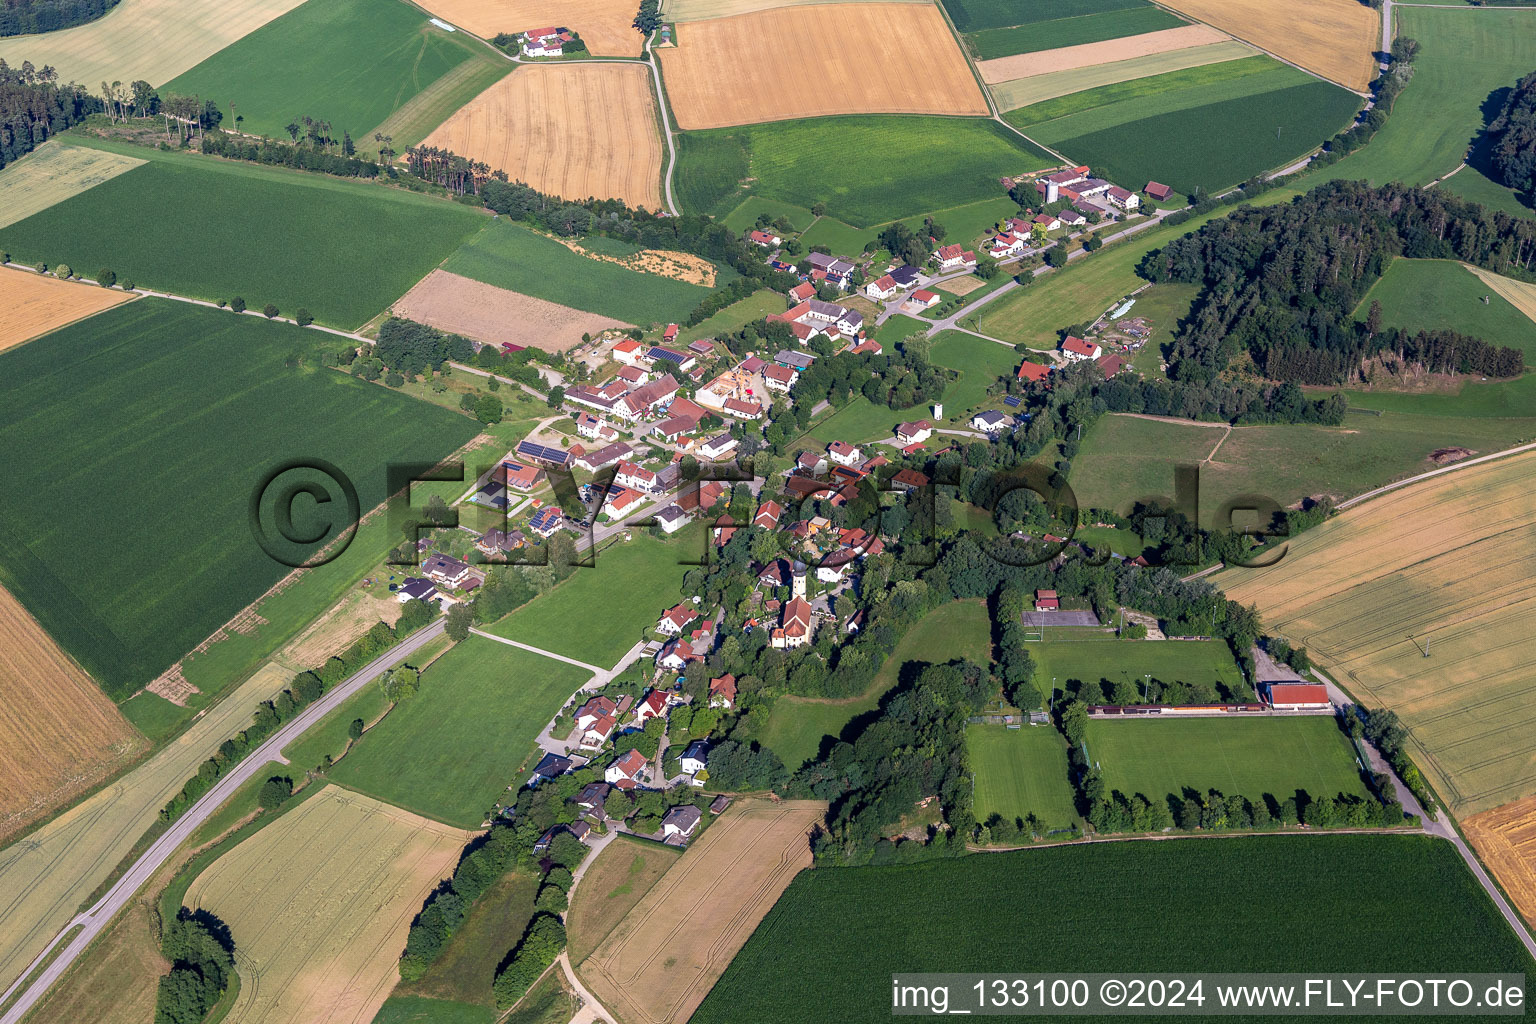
1264, 683, 1331, 711
748, 229, 781, 247
1061, 336, 1101, 361
1145, 181, 1174, 201
931, 244, 977, 271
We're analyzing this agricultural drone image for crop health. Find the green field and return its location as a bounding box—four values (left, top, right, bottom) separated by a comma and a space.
967, 5, 1184, 60
160, 0, 510, 144
485, 528, 699, 669
371, 996, 494, 1024
1086, 716, 1368, 806
1288, 7, 1536, 210
757, 601, 992, 768
0, 299, 477, 699
443, 220, 718, 327
1017, 62, 1361, 195
721, 196, 817, 234
944, 0, 1145, 33
930, 331, 1020, 417
1068, 408, 1536, 526
676, 289, 784, 343
693, 834, 1534, 1022
1033, 637, 1246, 702
330, 637, 592, 827
675, 116, 1053, 227
967, 723, 1079, 830
793, 396, 905, 449
1354, 258, 1536, 358
0, 141, 484, 327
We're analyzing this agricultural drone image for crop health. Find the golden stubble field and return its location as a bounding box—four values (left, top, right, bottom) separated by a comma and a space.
0, 0, 307, 92
422, 63, 664, 210
1154, 0, 1377, 92
659, 3, 988, 129
1465, 794, 1536, 928
664, 0, 924, 20
392, 269, 631, 351
578, 798, 826, 1024
977, 23, 1231, 84
415, 0, 644, 55
0, 585, 144, 843
0, 142, 145, 231
1217, 451, 1536, 816
186, 786, 473, 1024
0, 266, 136, 352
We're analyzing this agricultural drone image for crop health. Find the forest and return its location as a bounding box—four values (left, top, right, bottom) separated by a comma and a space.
0, 0, 117, 36
0, 59, 100, 169
1489, 70, 1536, 200
1141, 180, 1531, 384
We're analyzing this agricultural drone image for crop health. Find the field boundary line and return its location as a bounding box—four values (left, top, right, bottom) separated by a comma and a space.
1335, 442, 1536, 511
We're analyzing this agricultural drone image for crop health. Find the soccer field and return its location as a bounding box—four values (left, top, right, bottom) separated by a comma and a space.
968, 724, 1079, 830
1033, 637, 1248, 702
1086, 716, 1369, 806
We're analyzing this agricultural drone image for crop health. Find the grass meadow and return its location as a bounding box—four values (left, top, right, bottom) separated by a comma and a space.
967, 5, 1185, 60
967, 724, 1079, 829
160, 0, 510, 143
1003, 54, 1275, 125
674, 116, 1054, 227
330, 636, 593, 827
443, 220, 718, 326
1033, 637, 1247, 702
0, 141, 484, 328
1085, 716, 1369, 806
371, 997, 494, 1024
944, 0, 1146, 33
930, 331, 1020, 418
1354, 258, 1536, 358
693, 835, 1535, 1022
0, 299, 477, 699
791, 396, 904, 449
757, 601, 992, 768
676, 288, 784, 343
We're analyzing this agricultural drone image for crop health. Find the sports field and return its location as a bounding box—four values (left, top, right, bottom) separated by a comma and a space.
0, 0, 305, 91
676, 116, 1053, 226
758, 600, 992, 768
659, 4, 987, 129
579, 798, 827, 1024
0, 143, 485, 328
0, 584, 145, 844
1466, 794, 1536, 928
160, 0, 510, 143
0, 267, 134, 352
393, 270, 629, 351
1033, 637, 1247, 702
930, 331, 1020, 417
0, 299, 477, 697
990, 40, 1256, 110
1354, 259, 1536, 359
443, 221, 715, 327
186, 786, 474, 1024
1216, 451, 1536, 815
567, 834, 683, 963
693, 835, 1535, 1022
967, 6, 1186, 60
416, 0, 644, 55
978, 23, 1230, 84
423, 63, 663, 210
1086, 716, 1368, 806
0, 141, 144, 231
330, 637, 593, 828
1154, 0, 1377, 91
968, 724, 1079, 830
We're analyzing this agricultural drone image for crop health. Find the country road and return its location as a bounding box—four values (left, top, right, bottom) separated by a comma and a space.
0, 620, 448, 1024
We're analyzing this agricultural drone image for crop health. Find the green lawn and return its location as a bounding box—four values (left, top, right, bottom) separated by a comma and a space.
1322, 371, 1536, 419
0, 299, 477, 699
677, 289, 783, 344
370, 997, 495, 1024
758, 601, 992, 768
1033, 636, 1246, 702
330, 637, 593, 827
0, 140, 484, 328
160, 0, 510, 144
944, 0, 1146, 32
1121, 281, 1197, 378
875, 314, 929, 344
793, 396, 904, 449
931, 331, 1020, 417
1086, 716, 1369, 806
693, 834, 1535, 1023
796, 215, 873, 255
674, 116, 1054, 227
967, 724, 1079, 830
721, 196, 817, 234
443, 219, 718, 327
485, 528, 699, 669
1440, 162, 1535, 219
1354, 258, 1536, 358
967, 5, 1184, 59
280, 673, 395, 774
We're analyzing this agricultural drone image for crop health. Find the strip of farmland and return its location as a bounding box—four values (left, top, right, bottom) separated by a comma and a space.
990, 39, 1255, 111
977, 23, 1232, 84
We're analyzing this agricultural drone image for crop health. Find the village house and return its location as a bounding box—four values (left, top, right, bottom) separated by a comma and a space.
699, 433, 737, 461
396, 577, 440, 604
763, 363, 798, 393
657, 619, 714, 670
827, 440, 862, 467
1056, 209, 1087, 229
612, 338, 652, 369
788, 281, 814, 303
604, 748, 648, 788
753, 500, 782, 530
647, 346, 696, 373
614, 364, 649, 387
680, 740, 709, 775
1017, 360, 1051, 383
1106, 185, 1139, 210
500, 460, 545, 492
774, 349, 816, 371
528, 752, 573, 787
602, 486, 646, 520
657, 601, 699, 636
654, 503, 689, 534
615, 461, 659, 493
575, 411, 619, 442
1098, 353, 1126, 378
661, 804, 702, 840
575, 695, 616, 731
579, 711, 617, 750
574, 441, 633, 473
475, 527, 525, 558
930, 244, 978, 272
1032, 212, 1061, 232
635, 688, 669, 723
895, 420, 932, 446
747, 229, 781, 248
521, 26, 572, 56
864, 273, 899, 301
970, 410, 1009, 434
805, 252, 855, 289
1061, 336, 1102, 362
795, 450, 828, 475
421, 553, 474, 589
529, 506, 564, 538
890, 467, 930, 494
575, 781, 612, 820
709, 673, 737, 709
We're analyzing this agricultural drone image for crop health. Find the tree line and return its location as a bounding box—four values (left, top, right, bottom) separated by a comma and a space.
0, 0, 118, 36
1488, 68, 1536, 200
0, 59, 99, 170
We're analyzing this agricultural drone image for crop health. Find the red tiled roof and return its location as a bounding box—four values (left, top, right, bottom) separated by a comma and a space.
1017, 360, 1050, 382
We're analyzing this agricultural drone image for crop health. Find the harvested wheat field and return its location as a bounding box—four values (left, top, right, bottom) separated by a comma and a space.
977, 23, 1231, 84
186, 786, 472, 1024
415, 0, 643, 55
423, 63, 663, 209
0, 143, 146, 231
1216, 450, 1536, 816
1466, 795, 1536, 928
0, 585, 144, 844
990, 41, 1256, 111
393, 270, 629, 352
1465, 265, 1536, 325
660, 4, 987, 129
0, 267, 135, 352
1155, 0, 1377, 92
665, 0, 924, 20
579, 798, 826, 1024
0, 0, 307, 92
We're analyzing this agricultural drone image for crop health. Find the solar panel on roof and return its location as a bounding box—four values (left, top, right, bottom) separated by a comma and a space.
1003, 395, 1022, 407
515, 440, 570, 466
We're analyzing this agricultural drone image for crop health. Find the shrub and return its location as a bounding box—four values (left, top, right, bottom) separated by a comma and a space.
54, 263, 71, 279
97, 268, 116, 287
230, 296, 247, 313
120, 279, 134, 291
258, 775, 293, 810
295, 308, 313, 327
263, 303, 279, 319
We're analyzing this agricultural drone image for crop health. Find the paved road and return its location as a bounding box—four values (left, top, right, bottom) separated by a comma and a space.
0, 621, 447, 1024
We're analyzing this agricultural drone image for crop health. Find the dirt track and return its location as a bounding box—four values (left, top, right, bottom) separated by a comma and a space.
392, 269, 630, 352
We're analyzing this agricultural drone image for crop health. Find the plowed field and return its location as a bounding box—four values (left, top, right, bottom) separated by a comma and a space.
0, 267, 134, 352
414, 0, 644, 55
659, 3, 987, 129
1154, 0, 1377, 91
392, 269, 630, 352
